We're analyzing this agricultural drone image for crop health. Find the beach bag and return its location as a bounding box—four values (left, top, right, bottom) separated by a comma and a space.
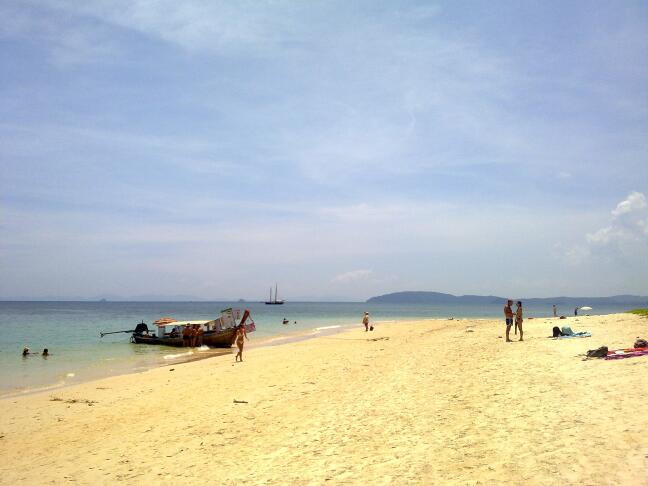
586, 346, 608, 358
634, 338, 648, 348
369, 326, 374, 331
552, 326, 562, 338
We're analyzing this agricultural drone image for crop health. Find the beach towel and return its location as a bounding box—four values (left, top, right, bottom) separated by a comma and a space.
554, 332, 591, 339
604, 347, 648, 360
552, 326, 591, 339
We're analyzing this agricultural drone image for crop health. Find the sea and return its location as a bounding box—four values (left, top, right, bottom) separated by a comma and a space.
0, 300, 633, 397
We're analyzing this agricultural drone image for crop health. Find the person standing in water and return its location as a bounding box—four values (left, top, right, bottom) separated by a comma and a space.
235, 324, 249, 362
504, 300, 514, 342
362, 312, 370, 332
553, 304, 557, 317
196, 325, 204, 347
515, 301, 524, 341
182, 325, 191, 347
574, 307, 579, 316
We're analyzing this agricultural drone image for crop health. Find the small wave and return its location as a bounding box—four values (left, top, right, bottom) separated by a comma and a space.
314, 325, 341, 331
196, 345, 210, 352
163, 351, 194, 360
66, 373, 75, 378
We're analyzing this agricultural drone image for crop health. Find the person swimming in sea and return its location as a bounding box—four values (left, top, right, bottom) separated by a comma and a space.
42, 348, 49, 357
22, 347, 30, 357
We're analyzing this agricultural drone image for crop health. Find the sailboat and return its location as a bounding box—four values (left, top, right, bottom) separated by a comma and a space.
265, 283, 285, 305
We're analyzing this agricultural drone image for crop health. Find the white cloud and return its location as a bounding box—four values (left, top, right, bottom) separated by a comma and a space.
331, 269, 373, 284
611, 191, 647, 217
567, 192, 648, 265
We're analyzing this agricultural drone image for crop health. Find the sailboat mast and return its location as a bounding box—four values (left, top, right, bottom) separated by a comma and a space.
275, 283, 278, 303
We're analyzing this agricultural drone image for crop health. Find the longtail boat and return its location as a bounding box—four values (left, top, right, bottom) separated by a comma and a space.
101, 309, 255, 348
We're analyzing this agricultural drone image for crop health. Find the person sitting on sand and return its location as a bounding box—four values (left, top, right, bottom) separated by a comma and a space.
182, 325, 192, 347
362, 312, 370, 332
515, 301, 524, 342
42, 348, 49, 357
235, 324, 249, 362
504, 300, 514, 342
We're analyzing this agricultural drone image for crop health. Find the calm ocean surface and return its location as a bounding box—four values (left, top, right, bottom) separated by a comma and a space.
0, 301, 632, 396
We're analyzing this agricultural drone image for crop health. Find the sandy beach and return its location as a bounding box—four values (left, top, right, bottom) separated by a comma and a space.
1, 313, 647, 485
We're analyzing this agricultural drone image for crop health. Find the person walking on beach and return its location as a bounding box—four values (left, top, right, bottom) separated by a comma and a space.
515, 301, 524, 341
553, 304, 557, 317
362, 312, 370, 332
504, 300, 514, 342
235, 324, 249, 362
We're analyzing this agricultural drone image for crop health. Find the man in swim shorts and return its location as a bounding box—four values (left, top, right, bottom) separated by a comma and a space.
504, 300, 514, 342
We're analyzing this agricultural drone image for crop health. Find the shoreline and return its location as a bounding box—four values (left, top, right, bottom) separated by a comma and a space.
0, 311, 617, 400
0, 320, 361, 400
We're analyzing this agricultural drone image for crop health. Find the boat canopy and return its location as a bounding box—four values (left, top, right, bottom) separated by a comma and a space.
154, 320, 210, 328
154, 317, 177, 325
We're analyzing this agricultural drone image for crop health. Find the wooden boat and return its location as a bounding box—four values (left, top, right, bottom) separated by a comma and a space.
101, 309, 255, 348
265, 283, 285, 305
132, 326, 237, 347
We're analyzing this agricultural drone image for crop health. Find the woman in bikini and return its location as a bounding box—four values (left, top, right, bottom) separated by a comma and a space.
235, 324, 249, 362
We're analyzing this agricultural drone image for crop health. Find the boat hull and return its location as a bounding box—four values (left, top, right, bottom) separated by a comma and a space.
132, 328, 237, 348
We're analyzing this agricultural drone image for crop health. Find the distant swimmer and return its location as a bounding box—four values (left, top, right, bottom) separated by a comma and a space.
42, 348, 49, 357
282, 318, 289, 325
22, 347, 30, 356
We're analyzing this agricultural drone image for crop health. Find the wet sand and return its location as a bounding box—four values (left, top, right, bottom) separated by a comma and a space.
1, 313, 647, 484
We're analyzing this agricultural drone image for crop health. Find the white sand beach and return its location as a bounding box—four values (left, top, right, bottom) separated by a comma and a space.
1, 313, 647, 485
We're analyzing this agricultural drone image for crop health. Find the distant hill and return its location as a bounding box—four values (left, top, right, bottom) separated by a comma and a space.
366, 291, 648, 306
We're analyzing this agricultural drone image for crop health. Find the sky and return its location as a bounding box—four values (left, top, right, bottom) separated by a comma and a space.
1, 0, 647, 301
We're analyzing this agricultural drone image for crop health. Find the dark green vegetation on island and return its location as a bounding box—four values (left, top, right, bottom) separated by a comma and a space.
628, 309, 648, 317
367, 291, 648, 306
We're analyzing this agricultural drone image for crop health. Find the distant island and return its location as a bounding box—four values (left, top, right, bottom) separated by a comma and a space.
366, 291, 648, 306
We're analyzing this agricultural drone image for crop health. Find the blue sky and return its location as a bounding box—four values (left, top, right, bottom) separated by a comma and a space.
1, 0, 647, 300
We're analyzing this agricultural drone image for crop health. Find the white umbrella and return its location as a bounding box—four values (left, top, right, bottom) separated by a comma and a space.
580, 306, 592, 311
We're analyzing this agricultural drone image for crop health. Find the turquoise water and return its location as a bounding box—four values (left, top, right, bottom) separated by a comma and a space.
0, 301, 631, 396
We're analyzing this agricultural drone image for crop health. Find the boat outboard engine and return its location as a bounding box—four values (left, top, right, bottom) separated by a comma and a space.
134, 321, 149, 336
